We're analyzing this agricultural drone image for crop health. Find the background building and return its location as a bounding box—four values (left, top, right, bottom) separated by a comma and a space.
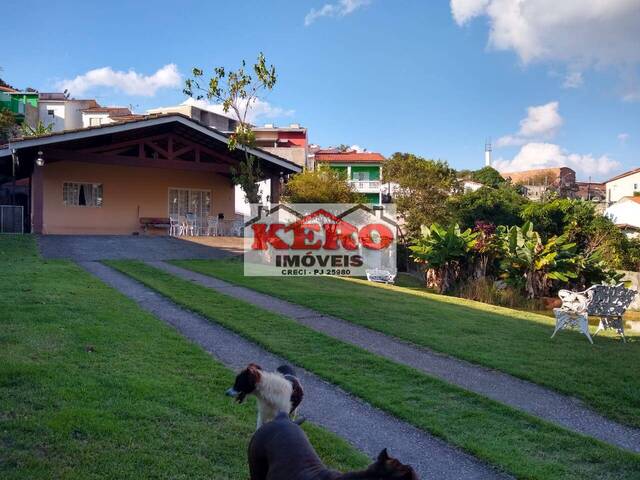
38, 93, 104, 131
501, 167, 577, 200
605, 196, 640, 238
605, 168, 640, 204
147, 103, 237, 132
0, 87, 39, 126
314, 149, 386, 204
81, 106, 135, 127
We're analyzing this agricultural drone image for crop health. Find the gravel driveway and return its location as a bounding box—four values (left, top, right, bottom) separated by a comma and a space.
37, 235, 241, 261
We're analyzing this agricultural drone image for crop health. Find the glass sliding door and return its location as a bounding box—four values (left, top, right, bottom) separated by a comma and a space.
168, 188, 211, 227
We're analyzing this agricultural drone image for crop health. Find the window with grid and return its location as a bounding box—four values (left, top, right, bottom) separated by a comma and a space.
63, 182, 103, 207
168, 188, 211, 226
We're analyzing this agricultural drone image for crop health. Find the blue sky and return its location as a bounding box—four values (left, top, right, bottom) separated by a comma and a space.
3, 0, 638, 180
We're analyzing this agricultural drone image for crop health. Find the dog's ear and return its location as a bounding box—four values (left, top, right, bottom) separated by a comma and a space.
377, 448, 390, 463
247, 365, 262, 385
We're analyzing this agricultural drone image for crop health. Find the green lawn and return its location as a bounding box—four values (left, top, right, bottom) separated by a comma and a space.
108, 259, 640, 480
174, 258, 640, 429
0, 236, 368, 480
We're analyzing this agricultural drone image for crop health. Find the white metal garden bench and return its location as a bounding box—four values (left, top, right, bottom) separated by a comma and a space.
551, 284, 638, 343
365, 269, 396, 284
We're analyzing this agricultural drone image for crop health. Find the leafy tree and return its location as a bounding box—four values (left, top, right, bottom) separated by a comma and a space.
20, 120, 53, 137
450, 184, 528, 229
383, 153, 459, 239
573, 249, 623, 290
620, 237, 640, 271
520, 198, 590, 240
497, 222, 578, 299
0, 65, 14, 90
0, 108, 16, 144
470, 166, 505, 188
409, 223, 478, 293
521, 198, 639, 270
184, 53, 276, 204
281, 165, 365, 203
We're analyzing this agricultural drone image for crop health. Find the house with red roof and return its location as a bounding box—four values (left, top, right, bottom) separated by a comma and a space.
312, 149, 387, 204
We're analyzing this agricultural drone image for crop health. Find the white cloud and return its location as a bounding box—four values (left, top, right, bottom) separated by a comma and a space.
562, 71, 583, 89
304, 0, 370, 26
496, 101, 563, 147
450, 0, 640, 97
181, 97, 294, 124
58, 64, 181, 97
451, 0, 489, 25
618, 132, 629, 143
493, 142, 620, 178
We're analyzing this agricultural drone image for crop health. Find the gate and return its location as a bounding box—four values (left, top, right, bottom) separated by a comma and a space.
0, 205, 24, 234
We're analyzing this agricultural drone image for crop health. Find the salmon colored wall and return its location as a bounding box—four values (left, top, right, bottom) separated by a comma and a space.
38, 161, 235, 234
278, 131, 307, 147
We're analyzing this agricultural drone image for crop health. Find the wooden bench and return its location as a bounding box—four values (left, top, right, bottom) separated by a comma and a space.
139, 217, 170, 235
365, 268, 396, 285
552, 284, 638, 343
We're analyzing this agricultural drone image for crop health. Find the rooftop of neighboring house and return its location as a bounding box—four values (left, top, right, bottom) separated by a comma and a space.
605, 167, 640, 183
38, 92, 68, 101
0, 87, 38, 96
38, 93, 98, 103
81, 106, 133, 117
314, 149, 386, 163
253, 123, 306, 132
501, 166, 576, 185
618, 196, 640, 205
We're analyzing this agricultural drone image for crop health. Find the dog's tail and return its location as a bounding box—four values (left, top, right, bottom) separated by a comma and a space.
276, 364, 296, 377
293, 416, 306, 425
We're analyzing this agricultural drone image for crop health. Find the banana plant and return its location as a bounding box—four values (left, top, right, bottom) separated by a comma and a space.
497, 222, 578, 298
574, 249, 624, 288
409, 223, 478, 293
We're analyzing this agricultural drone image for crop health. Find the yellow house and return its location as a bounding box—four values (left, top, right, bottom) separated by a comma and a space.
0, 114, 301, 235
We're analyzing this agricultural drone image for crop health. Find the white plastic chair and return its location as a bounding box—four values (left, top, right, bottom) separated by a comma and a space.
169, 215, 182, 237
230, 219, 244, 237
206, 217, 219, 236
184, 213, 197, 236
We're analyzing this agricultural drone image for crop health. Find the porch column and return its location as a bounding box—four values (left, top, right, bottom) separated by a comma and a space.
31, 166, 44, 234
270, 173, 282, 204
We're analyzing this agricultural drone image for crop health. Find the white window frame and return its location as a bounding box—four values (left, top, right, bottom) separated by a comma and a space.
63, 181, 103, 207
168, 187, 212, 225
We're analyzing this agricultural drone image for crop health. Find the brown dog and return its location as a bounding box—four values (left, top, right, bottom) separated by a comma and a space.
248, 412, 419, 480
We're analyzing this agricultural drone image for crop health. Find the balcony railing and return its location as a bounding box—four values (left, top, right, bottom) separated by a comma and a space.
349, 180, 381, 192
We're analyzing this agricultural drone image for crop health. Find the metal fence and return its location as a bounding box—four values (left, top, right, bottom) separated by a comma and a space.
0, 205, 24, 234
